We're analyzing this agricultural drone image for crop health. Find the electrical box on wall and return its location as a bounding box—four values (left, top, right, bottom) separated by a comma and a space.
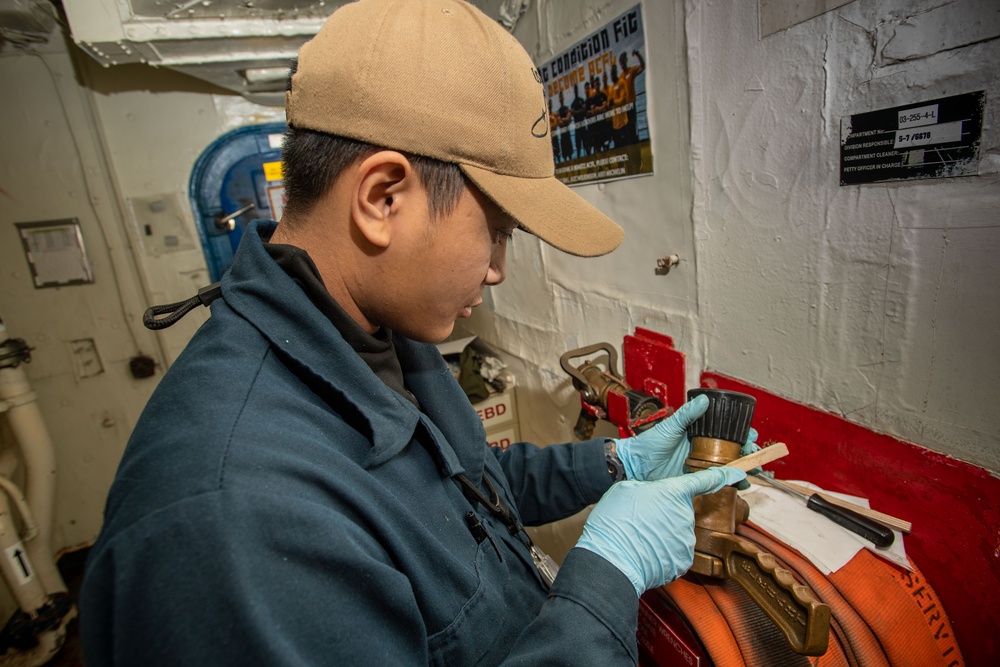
126, 193, 197, 257
14, 219, 94, 289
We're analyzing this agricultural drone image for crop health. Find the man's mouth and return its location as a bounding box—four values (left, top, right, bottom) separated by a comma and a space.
460, 297, 483, 319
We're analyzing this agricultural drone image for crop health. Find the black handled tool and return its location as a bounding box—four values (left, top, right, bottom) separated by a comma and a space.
750, 472, 895, 548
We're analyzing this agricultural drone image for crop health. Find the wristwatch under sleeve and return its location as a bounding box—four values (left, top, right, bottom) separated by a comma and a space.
604, 439, 626, 482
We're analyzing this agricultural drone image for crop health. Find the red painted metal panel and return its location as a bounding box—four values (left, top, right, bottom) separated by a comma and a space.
623, 328, 686, 412
637, 593, 708, 667
606, 389, 634, 438
701, 371, 1000, 667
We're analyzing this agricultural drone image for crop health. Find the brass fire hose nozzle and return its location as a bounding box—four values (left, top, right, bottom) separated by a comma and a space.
684, 389, 831, 656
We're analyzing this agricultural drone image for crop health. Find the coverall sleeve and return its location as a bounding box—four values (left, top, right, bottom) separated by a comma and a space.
501, 547, 640, 666
487, 442, 641, 664
490, 438, 612, 525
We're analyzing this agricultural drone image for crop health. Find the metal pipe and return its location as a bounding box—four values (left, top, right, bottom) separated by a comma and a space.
0, 447, 18, 477
0, 364, 67, 597
0, 489, 48, 614
0, 476, 39, 542
0, 318, 75, 665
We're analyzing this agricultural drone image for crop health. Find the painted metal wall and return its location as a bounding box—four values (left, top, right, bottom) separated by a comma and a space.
0, 31, 164, 619
458, 0, 703, 453
462, 0, 1000, 474
0, 27, 283, 617
686, 0, 999, 470
81, 56, 285, 364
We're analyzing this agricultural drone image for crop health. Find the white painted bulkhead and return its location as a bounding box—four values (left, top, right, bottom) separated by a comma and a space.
463, 0, 1000, 475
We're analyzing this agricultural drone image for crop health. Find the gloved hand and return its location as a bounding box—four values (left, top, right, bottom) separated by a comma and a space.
615, 395, 761, 482
576, 466, 747, 597
736, 427, 760, 490
613, 395, 710, 482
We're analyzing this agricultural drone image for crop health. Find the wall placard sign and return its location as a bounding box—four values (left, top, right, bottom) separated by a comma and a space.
540, 4, 651, 186
840, 91, 985, 185
15, 218, 94, 288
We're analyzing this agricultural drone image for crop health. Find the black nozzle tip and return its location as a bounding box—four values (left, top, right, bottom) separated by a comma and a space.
686, 388, 756, 444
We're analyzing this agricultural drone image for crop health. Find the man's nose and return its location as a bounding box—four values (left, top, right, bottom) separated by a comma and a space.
485, 244, 507, 286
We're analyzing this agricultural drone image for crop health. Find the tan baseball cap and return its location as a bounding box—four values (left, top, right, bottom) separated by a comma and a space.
286, 0, 624, 257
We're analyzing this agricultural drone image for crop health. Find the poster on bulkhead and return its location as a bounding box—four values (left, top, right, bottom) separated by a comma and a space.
540, 4, 651, 185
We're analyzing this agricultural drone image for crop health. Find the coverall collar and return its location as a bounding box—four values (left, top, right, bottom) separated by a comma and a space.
221, 221, 481, 477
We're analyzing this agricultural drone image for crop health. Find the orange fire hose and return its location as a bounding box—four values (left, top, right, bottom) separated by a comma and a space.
737, 524, 889, 667
654, 576, 743, 667
828, 547, 962, 667
700, 573, 830, 667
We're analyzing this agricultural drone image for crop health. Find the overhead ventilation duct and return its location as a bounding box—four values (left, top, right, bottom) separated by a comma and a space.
0, 0, 57, 46
61, 0, 344, 106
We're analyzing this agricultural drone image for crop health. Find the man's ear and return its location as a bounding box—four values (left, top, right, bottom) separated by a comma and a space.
351, 151, 414, 249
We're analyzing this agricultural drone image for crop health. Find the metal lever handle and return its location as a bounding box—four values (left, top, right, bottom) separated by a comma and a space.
692, 487, 831, 655
215, 202, 256, 231
559, 342, 622, 404
559, 342, 620, 381
696, 530, 831, 655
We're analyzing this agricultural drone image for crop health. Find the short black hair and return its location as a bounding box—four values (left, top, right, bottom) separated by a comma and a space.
280, 127, 467, 223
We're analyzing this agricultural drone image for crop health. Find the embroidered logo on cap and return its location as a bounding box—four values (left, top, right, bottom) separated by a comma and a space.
530, 67, 548, 138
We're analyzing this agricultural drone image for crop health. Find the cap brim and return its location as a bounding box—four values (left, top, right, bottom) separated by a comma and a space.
460, 164, 624, 257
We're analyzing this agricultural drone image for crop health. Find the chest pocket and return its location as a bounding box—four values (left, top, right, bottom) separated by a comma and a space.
427, 535, 511, 667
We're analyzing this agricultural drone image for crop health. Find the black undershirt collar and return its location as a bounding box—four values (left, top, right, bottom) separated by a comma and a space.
262, 241, 419, 408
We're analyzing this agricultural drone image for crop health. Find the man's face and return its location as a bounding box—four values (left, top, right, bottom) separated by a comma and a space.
619, 53, 628, 68
367, 182, 515, 343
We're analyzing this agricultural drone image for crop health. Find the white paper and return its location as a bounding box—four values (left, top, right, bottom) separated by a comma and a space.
740, 481, 909, 575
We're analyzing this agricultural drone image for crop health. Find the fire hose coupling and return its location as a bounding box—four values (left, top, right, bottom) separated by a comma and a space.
684, 387, 756, 472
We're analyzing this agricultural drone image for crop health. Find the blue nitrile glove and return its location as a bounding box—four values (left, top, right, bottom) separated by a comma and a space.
577, 466, 747, 597
736, 428, 760, 490
615, 394, 760, 482
614, 395, 711, 481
